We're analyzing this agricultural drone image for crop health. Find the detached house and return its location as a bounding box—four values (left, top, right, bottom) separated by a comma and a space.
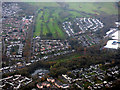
37, 83, 43, 89
47, 77, 55, 83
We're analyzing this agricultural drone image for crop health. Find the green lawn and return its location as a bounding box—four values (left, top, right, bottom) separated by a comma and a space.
42, 23, 49, 35
67, 2, 118, 15
44, 9, 49, 21
34, 11, 43, 37
34, 8, 66, 39
48, 20, 57, 38
49, 53, 80, 63
54, 21, 65, 39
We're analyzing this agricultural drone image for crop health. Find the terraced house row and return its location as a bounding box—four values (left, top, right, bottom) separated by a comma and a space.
0, 75, 32, 89
2, 2, 34, 61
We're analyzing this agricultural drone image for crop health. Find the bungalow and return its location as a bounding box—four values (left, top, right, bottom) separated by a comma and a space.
54, 81, 69, 88
61, 84, 69, 88
0, 83, 6, 88
55, 81, 62, 88
47, 77, 55, 83
37, 83, 43, 89
37, 82, 50, 89
42, 81, 50, 87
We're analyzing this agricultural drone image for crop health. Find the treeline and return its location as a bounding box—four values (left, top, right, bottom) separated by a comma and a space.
49, 47, 120, 77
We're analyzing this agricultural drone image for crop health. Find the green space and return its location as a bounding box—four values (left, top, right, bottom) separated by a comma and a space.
49, 53, 81, 63
34, 8, 66, 39
30, 2, 118, 39
34, 10, 43, 37
67, 2, 118, 15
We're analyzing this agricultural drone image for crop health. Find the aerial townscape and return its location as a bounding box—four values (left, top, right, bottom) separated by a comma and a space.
1, 1, 120, 90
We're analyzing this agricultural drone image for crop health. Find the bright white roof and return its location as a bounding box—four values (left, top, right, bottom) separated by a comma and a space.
111, 30, 119, 40
104, 30, 120, 49
104, 40, 119, 49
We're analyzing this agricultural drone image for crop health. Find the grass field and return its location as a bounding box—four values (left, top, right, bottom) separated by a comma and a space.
34, 8, 66, 39
31, 2, 118, 39
67, 2, 118, 15
34, 10, 43, 36
48, 53, 81, 63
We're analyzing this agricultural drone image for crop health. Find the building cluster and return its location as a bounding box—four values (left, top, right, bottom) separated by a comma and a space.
2, 2, 22, 17
34, 39, 70, 54
104, 22, 120, 49
6, 41, 23, 60
33, 37, 72, 59
63, 18, 103, 47
1, 48, 74, 75
2, 2, 119, 90
2, 3, 34, 62
62, 64, 119, 89
75, 18, 103, 32
75, 34, 100, 47
0, 61, 32, 74
2, 17, 26, 41
22, 16, 33, 25
63, 18, 103, 37
63, 21, 74, 36
0, 75, 32, 89
37, 77, 69, 89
